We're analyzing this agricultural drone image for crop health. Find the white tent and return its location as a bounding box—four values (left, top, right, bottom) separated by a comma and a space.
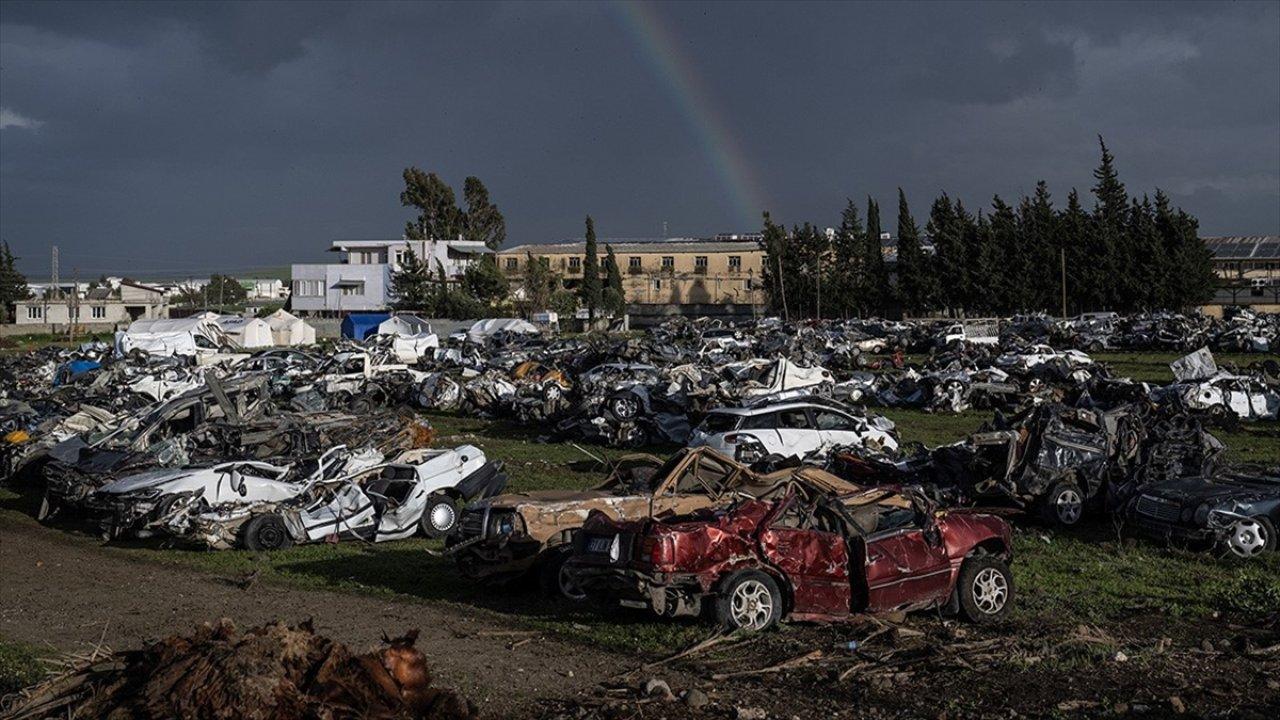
216, 316, 274, 349
263, 309, 317, 346
378, 314, 433, 337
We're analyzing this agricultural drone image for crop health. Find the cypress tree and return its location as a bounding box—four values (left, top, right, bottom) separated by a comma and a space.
1090, 137, 1129, 309
830, 200, 866, 318
1058, 189, 1094, 316
988, 196, 1022, 313
760, 212, 792, 319
926, 195, 963, 315
1019, 182, 1059, 313
864, 197, 888, 314
579, 216, 601, 320
602, 245, 626, 316
0, 242, 29, 324
894, 189, 929, 316
388, 246, 433, 311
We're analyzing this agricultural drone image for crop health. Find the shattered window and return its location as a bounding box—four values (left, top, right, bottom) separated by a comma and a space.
777, 409, 812, 429
814, 410, 855, 431
740, 412, 778, 430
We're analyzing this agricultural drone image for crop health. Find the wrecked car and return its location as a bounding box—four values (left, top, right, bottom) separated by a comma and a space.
446, 447, 855, 596
1125, 466, 1279, 558
688, 399, 897, 464
39, 375, 272, 515
188, 444, 506, 550
83, 444, 385, 539
567, 486, 1014, 630
967, 402, 1144, 526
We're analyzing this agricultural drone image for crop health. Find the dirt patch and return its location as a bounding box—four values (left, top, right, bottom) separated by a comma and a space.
0, 519, 626, 717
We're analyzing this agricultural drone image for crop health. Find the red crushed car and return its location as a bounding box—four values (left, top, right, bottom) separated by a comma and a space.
565, 487, 1014, 630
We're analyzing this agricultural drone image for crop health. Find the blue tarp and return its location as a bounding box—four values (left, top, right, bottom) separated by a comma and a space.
341, 313, 391, 340
53, 360, 102, 386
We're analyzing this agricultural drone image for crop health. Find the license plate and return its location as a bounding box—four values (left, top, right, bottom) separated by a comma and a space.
619, 599, 647, 609
587, 536, 612, 554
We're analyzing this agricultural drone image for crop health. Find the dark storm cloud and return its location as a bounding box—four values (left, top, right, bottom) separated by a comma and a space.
0, 0, 1276, 277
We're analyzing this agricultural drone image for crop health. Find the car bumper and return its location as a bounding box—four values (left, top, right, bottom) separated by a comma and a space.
566, 563, 705, 617
1126, 515, 1215, 545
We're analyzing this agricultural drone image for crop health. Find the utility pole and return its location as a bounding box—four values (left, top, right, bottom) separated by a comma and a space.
775, 251, 789, 322
1060, 248, 1068, 319
67, 269, 79, 342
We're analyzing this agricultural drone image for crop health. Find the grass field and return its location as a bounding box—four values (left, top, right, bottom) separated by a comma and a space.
4, 405, 1273, 661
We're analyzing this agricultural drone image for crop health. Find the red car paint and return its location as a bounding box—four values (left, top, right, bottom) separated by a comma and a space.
569, 491, 1013, 622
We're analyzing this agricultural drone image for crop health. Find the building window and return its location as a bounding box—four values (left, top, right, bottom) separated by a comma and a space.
694, 256, 708, 273
653, 279, 662, 291
569, 257, 581, 271
728, 255, 741, 270
505, 257, 518, 270
629, 256, 642, 269
92, 306, 107, 319
27, 306, 42, 320
293, 280, 323, 297
70, 307, 80, 320
661, 256, 674, 270
339, 282, 365, 296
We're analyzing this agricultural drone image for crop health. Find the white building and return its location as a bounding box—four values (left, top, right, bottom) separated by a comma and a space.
13, 281, 168, 327
290, 238, 491, 316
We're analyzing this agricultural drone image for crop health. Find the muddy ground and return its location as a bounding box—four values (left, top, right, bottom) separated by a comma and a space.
3, 515, 1277, 719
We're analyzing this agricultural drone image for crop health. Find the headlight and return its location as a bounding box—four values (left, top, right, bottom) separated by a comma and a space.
1193, 503, 1211, 526
489, 512, 521, 536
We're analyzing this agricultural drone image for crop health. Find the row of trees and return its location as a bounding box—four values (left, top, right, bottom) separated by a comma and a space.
761, 139, 1218, 319
390, 169, 627, 319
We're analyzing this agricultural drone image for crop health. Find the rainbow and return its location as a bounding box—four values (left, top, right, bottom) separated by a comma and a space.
614, 0, 767, 227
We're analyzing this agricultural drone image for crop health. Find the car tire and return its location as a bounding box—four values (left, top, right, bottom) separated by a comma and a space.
420, 494, 458, 539
1041, 481, 1085, 527
715, 570, 783, 632
538, 546, 586, 602
1226, 516, 1277, 558
1256, 516, 1279, 553
955, 554, 1014, 623
240, 514, 294, 551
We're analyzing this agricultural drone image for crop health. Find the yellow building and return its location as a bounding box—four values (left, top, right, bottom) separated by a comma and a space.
498, 239, 766, 310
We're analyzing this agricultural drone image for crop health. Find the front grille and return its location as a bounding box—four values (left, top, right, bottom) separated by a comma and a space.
1136, 495, 1181, 523
459, 510, 486, 539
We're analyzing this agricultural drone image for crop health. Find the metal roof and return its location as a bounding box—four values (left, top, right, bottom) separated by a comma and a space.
1203, 236, 1280, 260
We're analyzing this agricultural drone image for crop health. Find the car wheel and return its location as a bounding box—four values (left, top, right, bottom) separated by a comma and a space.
715, 570, 782, 632
1041, 481, 1085, 527
955, 554, 1014, 623
538, 546, 586, 601
420, 494, 458, 539
1225, 516, 1276, 558
240, 514, 294, 551
608, 394, 640, 420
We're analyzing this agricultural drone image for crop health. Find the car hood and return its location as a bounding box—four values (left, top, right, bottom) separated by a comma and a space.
96, 467, 197, 495
1142, 476, 1275, 505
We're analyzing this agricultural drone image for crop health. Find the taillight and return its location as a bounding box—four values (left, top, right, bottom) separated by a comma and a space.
638, 535, 671, 567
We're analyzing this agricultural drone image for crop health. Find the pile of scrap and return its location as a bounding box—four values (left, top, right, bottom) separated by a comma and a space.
1, 620, 476, 720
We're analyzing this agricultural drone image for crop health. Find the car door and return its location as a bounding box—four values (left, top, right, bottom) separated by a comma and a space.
812, 408, 864, 449
773, 407, 818, 457
863, 508, 953, 612
758, 500, 851, 617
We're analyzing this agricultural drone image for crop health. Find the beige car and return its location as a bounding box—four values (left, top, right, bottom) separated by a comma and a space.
445, 447, 856, 598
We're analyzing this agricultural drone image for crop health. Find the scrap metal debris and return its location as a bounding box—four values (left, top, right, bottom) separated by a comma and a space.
0, 620, 476, 720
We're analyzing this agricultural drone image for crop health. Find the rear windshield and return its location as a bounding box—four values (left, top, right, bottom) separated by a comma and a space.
699, 413, 741, 434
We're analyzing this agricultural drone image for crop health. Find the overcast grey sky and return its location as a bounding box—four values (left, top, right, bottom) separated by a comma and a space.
1, 0, 1277, 278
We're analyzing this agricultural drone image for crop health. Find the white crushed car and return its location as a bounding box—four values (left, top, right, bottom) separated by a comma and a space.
88, 444, 507, 548
688, 399, 897, 464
